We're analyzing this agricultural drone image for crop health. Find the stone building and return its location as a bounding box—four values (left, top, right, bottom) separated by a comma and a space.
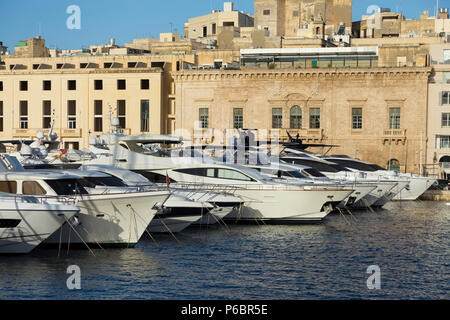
173, 66, 430, 174
254, 0, 352, 38
184, 2, 254, 44
13, 36, 49, 58
353, 7, 450, 40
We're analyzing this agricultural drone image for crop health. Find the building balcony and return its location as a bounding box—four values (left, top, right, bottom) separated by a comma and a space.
382, 129, 407, 145
60, 128, 82, 138
12, 128, 83, 139
277, 128, 325, 142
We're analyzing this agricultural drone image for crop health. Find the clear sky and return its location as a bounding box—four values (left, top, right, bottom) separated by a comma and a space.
0, 0, 449, 52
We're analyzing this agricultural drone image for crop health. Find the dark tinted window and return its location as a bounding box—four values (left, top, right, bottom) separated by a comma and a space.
368, 164, 385, 171
85, 176, 127, 187
133, 171, 173, 184
282, 171, 308, 179
303, 168, 327, 178
0, 219, 21, 228
45, 179, 88, 195
282, 158, 340, 173
325, 159, 377, 172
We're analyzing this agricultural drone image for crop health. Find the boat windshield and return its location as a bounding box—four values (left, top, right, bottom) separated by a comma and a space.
45, 179, 89, 195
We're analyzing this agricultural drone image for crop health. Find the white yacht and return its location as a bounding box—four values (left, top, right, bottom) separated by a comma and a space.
76, 164, 244, 228
0, 194, 79, 254
279, 150, 405, 208
322, 155, 436, 201
75, 134, 354, 223
0, 154, 170, 247
239, 161, 378, 209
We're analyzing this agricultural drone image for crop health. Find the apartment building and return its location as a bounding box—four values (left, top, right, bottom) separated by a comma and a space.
427, 44, 450, 179
0, 54, 173, 149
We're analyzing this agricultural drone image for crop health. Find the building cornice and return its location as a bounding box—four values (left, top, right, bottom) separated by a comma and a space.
0, 68, 163, 76
172, 67, 432, 81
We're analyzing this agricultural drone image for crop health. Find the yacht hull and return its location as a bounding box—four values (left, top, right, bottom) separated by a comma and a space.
148, 214, 201, 233
44, 191, 169, 247
192, 206, 234, 225
372, 180, 409, 207
225, 188, 353, 223
351, 182, 397, 209
0, 204, 78, 254
392, 177, 437, 201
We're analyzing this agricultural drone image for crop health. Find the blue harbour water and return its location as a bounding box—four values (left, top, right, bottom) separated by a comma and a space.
0, 201, 448, 300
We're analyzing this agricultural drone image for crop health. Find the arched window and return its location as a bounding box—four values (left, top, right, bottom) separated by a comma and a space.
316, 27, 321, 35
290, 106, 302, 129
387, 159, 400, 172
439, 156, 450, 163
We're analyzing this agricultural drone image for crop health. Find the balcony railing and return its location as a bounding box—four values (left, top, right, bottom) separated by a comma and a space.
383, 129, 407, 145
276, 128, 325, 142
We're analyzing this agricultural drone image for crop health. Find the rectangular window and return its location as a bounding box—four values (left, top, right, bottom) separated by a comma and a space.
436, 135, 450, 149
141, 100, 150, 132
441, 91, 450, 105
117, 79, 126, 90
20, 81, 28, 91
0, 181, 17, 193
212, 23, 217, 35
263, 9, 270, 15
443, 72, 450, 84
94, 80, 103, 90
117, 100, 126, 129
43, 80, 51, 91
293, 11, 299, 17
68, 80, 76, 91
233, 108, 243, 129
444, 50, 450, 64
68, 100, 76, 129
141, 79, 150, 90
352, 108, 363, 129
199, 108, 209, 129
0, 81, 4, 91
42, 100, 52, 129
309, 108, 321, 129
94, 100, 103, 132
0, 101, 3, 132
272, 108, 283, 129
389, 108, 401, 129
20, 101, 28, 129
442, 113, 450, 127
